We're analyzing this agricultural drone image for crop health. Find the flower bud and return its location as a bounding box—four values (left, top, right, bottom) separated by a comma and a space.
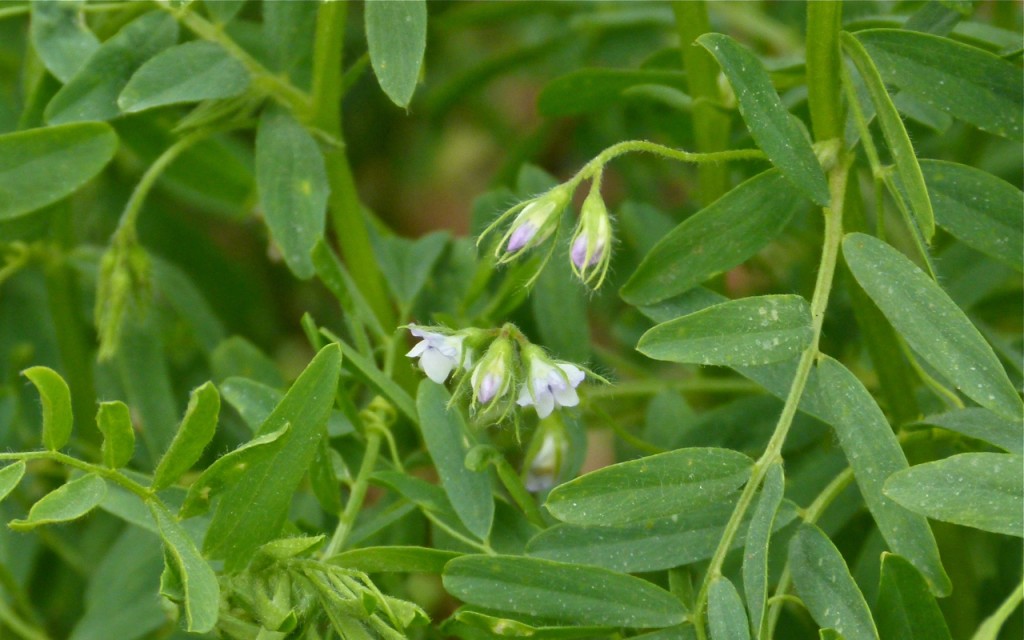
470, 337, 513, 404
569, 185, 613, 288
500, 184, 571, 259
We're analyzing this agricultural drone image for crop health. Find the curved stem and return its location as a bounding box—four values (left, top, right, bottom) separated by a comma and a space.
323, 432, 382, 558
0, 451, 152, 500
691, 156, 851, 637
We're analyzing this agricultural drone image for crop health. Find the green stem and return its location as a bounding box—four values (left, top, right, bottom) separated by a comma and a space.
491, 455, 547, 529
971, 580, 1024, 640
806, 2, 844, 142
765, 466, 855, 637
115, 128, 214, 241
162, 2, 310, 117
691, 156, 851, 637
0, 451, 152, 500
567, 141, 765, 191
312, 0, 395, 331
0, 597, 49, 640
323, 432, 382, 558
673, 1, 732, 205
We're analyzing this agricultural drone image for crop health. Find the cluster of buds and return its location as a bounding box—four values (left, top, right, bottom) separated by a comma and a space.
480, 175, 614, 289
406, 323, 592, 422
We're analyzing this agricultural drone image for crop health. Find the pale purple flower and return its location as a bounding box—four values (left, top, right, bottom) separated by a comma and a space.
517, 361, 585, 419
506, 223, 538, 253
406, 326, 468, 384
472, 364, 507, 403
571, 234, 604, 270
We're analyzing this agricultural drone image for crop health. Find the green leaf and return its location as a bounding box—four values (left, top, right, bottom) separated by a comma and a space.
527, 499, 797, 573
331, 546, 460, 574
917, 408, 1023, 455
622, 170, 806, 305
45, 11, 179, 124
856, 29, 1023, 142
118, 41, 250, 113
744, 462, 785, 639
149, 503, 220, 633
204, 344, 341, 571
0, 461, 26, 504
442, 555, 686, 628
884, 453, 1023, 537
0, 122, 118, 220
450, 609, 613, 639
709, 577, 750, 640
545, 447, 752, 526
875, 554, 953, 640
152, 381, 221, 490
417, 381, 494, 541
841, 32, 935, 241
538, 68, 688, 117
843, 232, 1022, 420
920, 160, 1023, 271
10, 473, 106, 530
255, 105, 329, 279
203, 0, 246, 24
178, 422, 290, 519
790, 524, 880, 640
30, 0, 99, 83
638, 295, 813, 367
698, 34, 829, 206
96, 400, 135, 468
374, 231, 449, 307
533, 243, 590, 362
365, 0, 427, 108
21, 366, 73, 451
335, 338, 417, 423
740, 356, 951, 595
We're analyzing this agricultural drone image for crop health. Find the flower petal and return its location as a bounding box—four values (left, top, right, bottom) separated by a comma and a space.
557, 364, 585, 387
534, 391, 555, 419
553, 385, 579, 408
517, 384, 534, 407
420, 348, 455, 383
406, 341, 428, 358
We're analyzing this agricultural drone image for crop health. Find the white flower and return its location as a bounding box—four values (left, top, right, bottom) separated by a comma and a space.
517, 360, 585, 419
406, 326, 468, 384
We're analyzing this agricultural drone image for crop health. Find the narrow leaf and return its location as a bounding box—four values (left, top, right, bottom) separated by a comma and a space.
841, 32, 935, 241
152, 382, 220, 490
118, 41, 250, 113
331, 546, 460, 574
856, 29, 1023, 142
740, 356, 951, 595
204, 344, 341, 571
920, 160, 1023, 271
255, 106, 329, 279
790, 524, 880, 640
884, 453, 1023, 537
178, 422, 290, 519
417, 381, 494, 541
22, 366, 73, 451
527, 499, 797, 573
30, 0, 99, 83
365, 0, 427, 108
622, 170, 806, 305
699, 34, 829, 206
451, 609, 613, 639
638, 295, 813, 367
875, 553, 953, 640
10, 474, 106, 530
843, 232, 1022, 419
150, 504, 220, 633
545, 447, 752, 526
443, 555, 686, 628
744, 463, 785, 639
334, 338, 417, 422
96, 400, 135, 468
709, 577, 751, 640
0, 122, 118, 220
0, 461, 26, 504
917, 408, 1023, 455
45, 11, 179, 124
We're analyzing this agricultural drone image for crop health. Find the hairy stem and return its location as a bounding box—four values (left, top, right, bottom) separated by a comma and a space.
691, 156, 851, 637
323, 432, 382, 558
